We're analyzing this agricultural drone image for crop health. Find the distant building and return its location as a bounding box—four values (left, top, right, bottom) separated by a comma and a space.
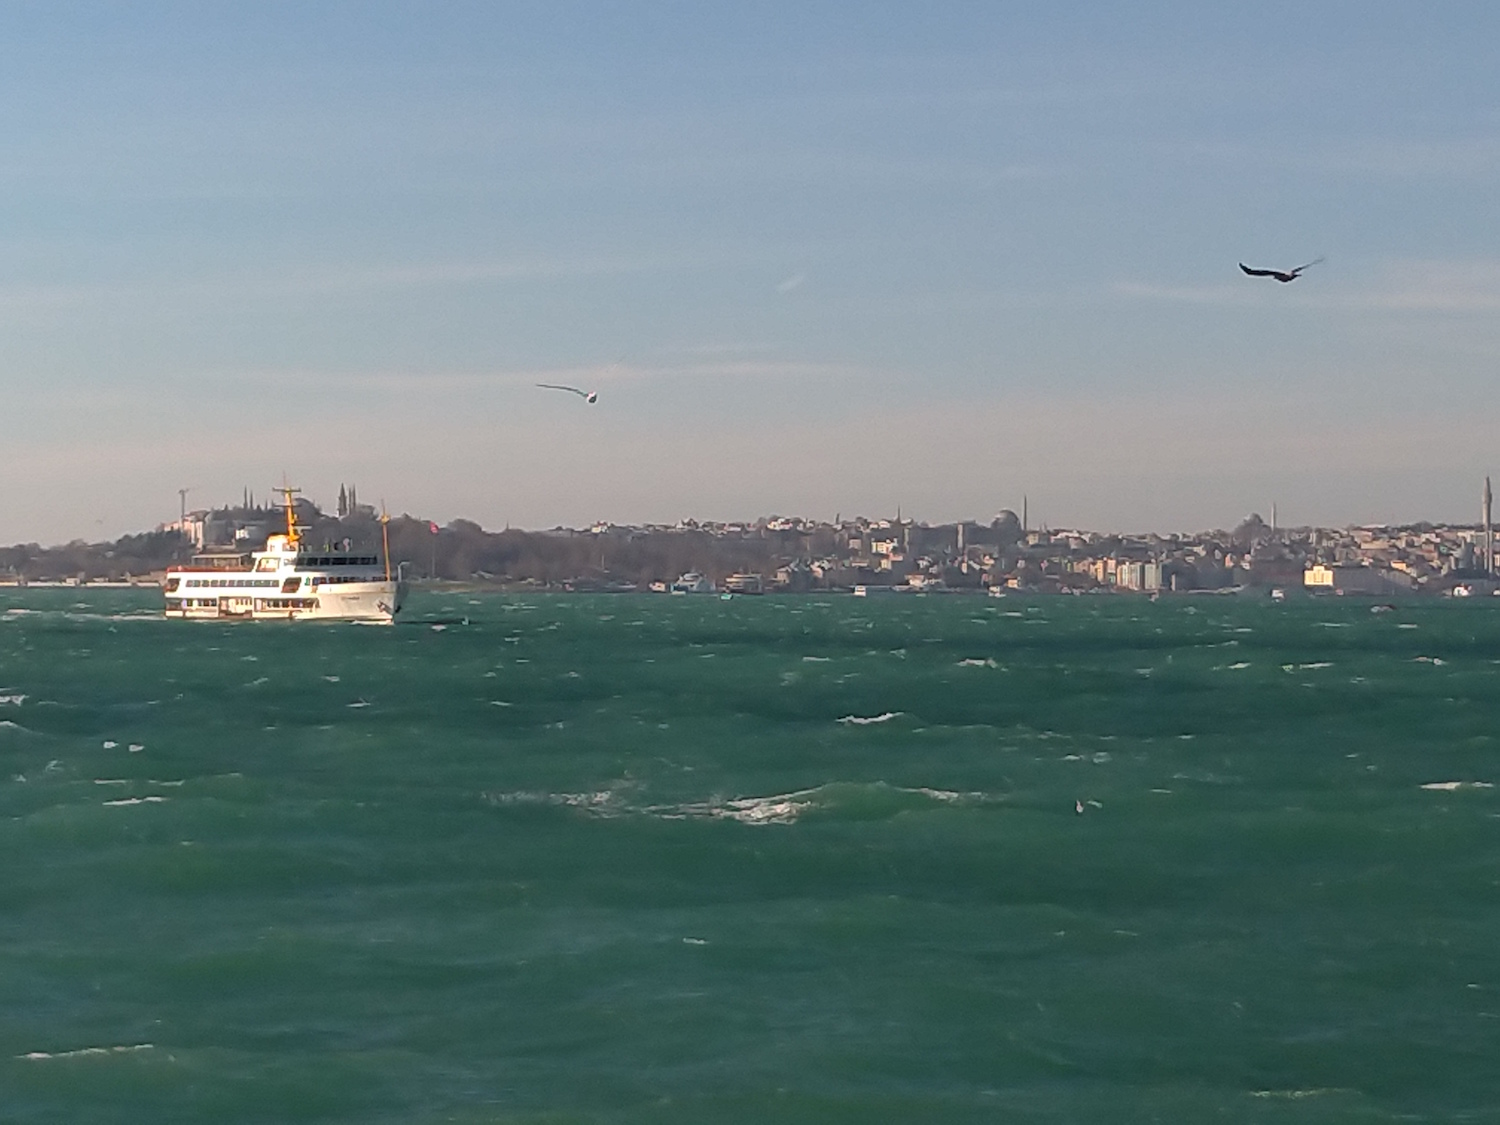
160, 510, 210, 550
1114, 560, 1162, 592
1304, 564, 1415, 595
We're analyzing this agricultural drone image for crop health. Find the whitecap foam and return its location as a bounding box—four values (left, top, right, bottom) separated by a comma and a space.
102, 796, 167, 806
673, 791, 817, 825
837, 712, 903, 725
483, 789, 622, 815
665, 783, 990, 827
956, 658, 998, 668
0, 694, 25, 705
1421, 781, 1493, 791
1251, 1088, 1349, 1100
19, 1043, 154, 1061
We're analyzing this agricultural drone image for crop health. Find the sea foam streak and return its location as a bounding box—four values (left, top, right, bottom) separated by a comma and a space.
20, 1043, 154, 1060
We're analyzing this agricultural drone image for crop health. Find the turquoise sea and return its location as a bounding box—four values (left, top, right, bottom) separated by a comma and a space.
2, 589, 1498, 1123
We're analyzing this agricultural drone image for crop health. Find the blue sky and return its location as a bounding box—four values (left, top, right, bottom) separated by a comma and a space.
3, 2, 1499, 541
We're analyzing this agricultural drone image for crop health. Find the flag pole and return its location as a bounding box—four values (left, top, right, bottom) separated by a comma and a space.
380, 502, 392, 583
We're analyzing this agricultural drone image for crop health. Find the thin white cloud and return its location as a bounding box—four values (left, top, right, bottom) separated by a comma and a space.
1350, 260, 1500, 312
1113, 280, 1258, 306
776, 273, 805, 293
1177, 135, 1500, 180
279, 254, 690, 295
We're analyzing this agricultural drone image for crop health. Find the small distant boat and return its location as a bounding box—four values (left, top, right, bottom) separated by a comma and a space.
1270, 587, 1286, 602
669, 572, 716, 594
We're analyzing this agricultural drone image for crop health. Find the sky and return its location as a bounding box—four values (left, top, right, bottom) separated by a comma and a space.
3, 1, 1499, 542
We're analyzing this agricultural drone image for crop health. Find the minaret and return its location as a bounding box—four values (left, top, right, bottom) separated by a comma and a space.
1485, 475, 1494, 575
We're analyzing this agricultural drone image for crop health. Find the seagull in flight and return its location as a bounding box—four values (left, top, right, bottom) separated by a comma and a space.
536, 383, 598, 404
1239, 257, 1324, 283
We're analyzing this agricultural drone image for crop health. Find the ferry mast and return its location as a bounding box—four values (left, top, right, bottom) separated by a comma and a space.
277, 484, 304, 549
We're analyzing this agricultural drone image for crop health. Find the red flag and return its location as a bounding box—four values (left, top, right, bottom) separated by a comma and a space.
429, 521, 440, 534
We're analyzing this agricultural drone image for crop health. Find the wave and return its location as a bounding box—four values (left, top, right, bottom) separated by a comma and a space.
1420, 781, 1493, 791
837, 711, 904, 725
1250, 1088, 1353, 1101
18, 1043, 154, 1061
665, 782, 992, 826
482, 781, 993, 827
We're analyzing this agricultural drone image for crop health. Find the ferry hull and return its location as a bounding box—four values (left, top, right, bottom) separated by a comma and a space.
165, 581, 406, 623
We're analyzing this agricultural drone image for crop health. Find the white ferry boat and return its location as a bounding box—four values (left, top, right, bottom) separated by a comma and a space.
163, 487, 406, 623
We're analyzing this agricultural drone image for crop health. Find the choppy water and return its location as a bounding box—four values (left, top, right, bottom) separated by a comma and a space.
2, 589, 1498, 1122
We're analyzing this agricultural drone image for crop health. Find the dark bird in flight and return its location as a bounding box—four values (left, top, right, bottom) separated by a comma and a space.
1239, 257, 1324, 283
537, 383, 598, 404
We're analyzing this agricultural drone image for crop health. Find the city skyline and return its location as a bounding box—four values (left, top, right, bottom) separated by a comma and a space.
155, 469, 1500, 543
3, 4, 1499, 542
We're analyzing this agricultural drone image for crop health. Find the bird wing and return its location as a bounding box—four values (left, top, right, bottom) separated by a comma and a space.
1239, 263, 1276, 277
1290, 257, 1325, 274
536, 383, 588, 398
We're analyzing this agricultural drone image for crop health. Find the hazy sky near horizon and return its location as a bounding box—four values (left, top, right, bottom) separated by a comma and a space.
4, 2, 1500, 542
